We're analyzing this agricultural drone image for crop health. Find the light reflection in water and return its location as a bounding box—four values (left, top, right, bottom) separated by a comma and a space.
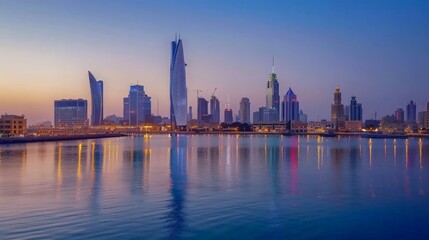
166, 134, 187, 239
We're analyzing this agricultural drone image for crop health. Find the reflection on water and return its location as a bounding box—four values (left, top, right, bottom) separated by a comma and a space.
167, 134, 187, 239
1, 135, 429, 239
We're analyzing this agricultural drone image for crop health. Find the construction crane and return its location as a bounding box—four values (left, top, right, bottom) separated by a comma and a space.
211, 88, 217, 97
193, 89, 203, 99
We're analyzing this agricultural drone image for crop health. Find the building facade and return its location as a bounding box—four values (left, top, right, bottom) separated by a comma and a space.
239, 97, 251, 124
331, 87, 345, 129
0, 114, 27, 136
88, 71, 103, 126
349, 96, 363, 121
197, 97, 209, 124
224, 109, 233, 124
283, 88, 300, 122
170, 37, 188, 129
210, 96, 220, 124
123, 85, 152, 126
266, 61, 280, 121
395, 108, 405, 122
54, 99, 88, 127
406, 100, 417, 123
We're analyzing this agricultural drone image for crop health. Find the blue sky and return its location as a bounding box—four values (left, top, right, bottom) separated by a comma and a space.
1, 0, 429, 123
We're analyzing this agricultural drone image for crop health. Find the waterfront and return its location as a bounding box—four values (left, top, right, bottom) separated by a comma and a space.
1, 134, 429, 239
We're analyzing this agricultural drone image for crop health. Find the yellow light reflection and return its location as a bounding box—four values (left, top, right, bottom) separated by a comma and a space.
405, 139, 409, 169
77, 143, 82, 179
419, 138, 423, 170
369, 139, 372, 169
57, 143, 63, 186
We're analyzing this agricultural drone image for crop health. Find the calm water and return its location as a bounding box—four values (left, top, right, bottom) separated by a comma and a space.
1, 134, 429, 239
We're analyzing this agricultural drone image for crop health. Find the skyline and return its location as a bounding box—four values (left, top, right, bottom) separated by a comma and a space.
1, 1, 429, 124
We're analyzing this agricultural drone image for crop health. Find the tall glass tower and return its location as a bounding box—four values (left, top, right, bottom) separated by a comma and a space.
170, 37, 187, 129
88, 71, 103, 126
266, 58, 280, 121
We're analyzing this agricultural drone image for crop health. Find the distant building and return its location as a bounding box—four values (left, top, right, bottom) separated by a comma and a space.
283, 88, 299, 122
88, 71, 103, 126
104, 114, 123, 125
263, 108, 278, 122
406, 100, 417, 123
349, 96, 362, 121
299, 110, 308, 123
0, 114, 27, 136
224, 108, 233, 124
239, 97, 251, 124
395, 108, 405, 122
197, 97, 209, 124
381, 115, 406, 133
331, 87, 345, 129
253, 107, 265, 124
307, 120, 334, 133
266, 59, 280, 121
210, 96, 220, 124
54, 99, 88, 127
364, 119, 380, 130
170, 37, 188, 129
345, 121, 362, 132
188, 106, 193, 122
123, 85, 152, 126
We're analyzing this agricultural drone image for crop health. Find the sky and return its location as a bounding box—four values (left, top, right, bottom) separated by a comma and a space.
1, 0, 429, 124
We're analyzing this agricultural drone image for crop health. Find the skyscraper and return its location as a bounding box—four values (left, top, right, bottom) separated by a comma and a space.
239, 97, 251, 124
210, 96, 220, 124
170, 36, 187, 129
395, 108, 405, 122
406, 100, 417, 122
283, 88, 300, 122
349, 96, 363, 121
224, 108, 233, 124
54, 99, 88, 127
188, 106, 193, 121
331, 87, 345, 128
197, 97, 209, 124
123, 85, 152, 126
88, 71, 103, 126
266, 58, 280, 121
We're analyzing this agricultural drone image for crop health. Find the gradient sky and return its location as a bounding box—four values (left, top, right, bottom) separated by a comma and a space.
1, 0, 429, 124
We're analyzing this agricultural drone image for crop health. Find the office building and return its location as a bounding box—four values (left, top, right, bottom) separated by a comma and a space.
197, 97, 209, 124
0, 114, 27, 136
406, 100, 417, 122
266, 59, 280, 121
239, 97, 251, 124
210, 96, 220, 124
299, 110, 308, 123
331, 87, 345, 129
395, 108, 405, 122
170, 36, 188, 129
224, 108, 233, 124
123, 85, 152, 126
283, 88, 300, 122
349, 96, 363, 121
54, 99, 88, 127
88, 71, 103, 126
188, 106, 193, 121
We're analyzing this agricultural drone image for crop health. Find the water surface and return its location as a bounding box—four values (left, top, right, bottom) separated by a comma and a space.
1, 135, 428, 239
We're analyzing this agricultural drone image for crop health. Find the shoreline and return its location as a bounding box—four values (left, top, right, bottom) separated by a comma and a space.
0, 133, 127, 145
2, 132, 429, 145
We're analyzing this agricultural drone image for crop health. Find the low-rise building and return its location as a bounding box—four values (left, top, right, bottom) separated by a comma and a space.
307, 120, 334, 133
344, 121, 362, 132
0, 114, 27, 136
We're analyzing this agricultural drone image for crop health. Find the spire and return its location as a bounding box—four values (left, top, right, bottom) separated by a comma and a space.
272, 56, 275, 73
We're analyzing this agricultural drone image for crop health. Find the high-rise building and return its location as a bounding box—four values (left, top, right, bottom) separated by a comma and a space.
283, 88, 300, 122
395, 108, 405, 122
266, 59, 280, 121
54, 99, 88, 127
197, 97, 209, 124
123, 85, 152, 126
188, 106, 193, 121
88, 71, 103, 126
239, 97, 251, 124
224, 108, 233, 124
349, 96, 363, 121
331, 87, 345, 128
210, 96, 220, 124
299, 110, 308, 123
406, 100, 417, 122
253, 107, 265, 124
170, 36, 187, 129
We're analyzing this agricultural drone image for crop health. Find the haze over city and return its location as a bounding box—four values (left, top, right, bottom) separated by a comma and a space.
1, 0, 429, 124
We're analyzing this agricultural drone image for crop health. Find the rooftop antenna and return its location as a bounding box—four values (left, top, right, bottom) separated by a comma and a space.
272, 56, 275, 73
